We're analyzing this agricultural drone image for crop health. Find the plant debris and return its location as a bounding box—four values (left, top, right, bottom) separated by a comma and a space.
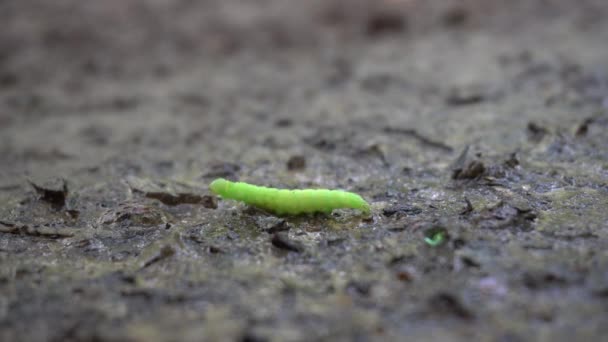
0, 221, 74, 238
126, 176, 216, 207
384, 127, 453, 152
451, 146, 486, 180
382, 205, 423, 217
427, 293, 474, 320
286, 155, 306, 171
271, 232, 304, 253
28, 178, 68, 209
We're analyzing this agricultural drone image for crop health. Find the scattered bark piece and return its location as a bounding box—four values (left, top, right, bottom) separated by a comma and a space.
396, 271, 412, 282
539, 230, 598, 241
28, 178, 68, 209
382, 205, 422, 217
326, 237, 346, 247
395, 267, 415, 282
366, 12, 406, 37
200, 195, 218, 209
98, 202, 169, 227
286, 155, 306, 171
256, 217, 289, 234
446, 85, 485, 106
208, 245, 224, 254
527, 122, 549, 142
473, 201, 536, 231
451, 146, 485, 180
346, 280, 373, 297
459, 198, 474, 216
428, 293, 474, 320
356, 143, 389, 167
522, 271, 569, 290
452, 238, 466, 250
146, 192, 211, 206
0, 184, 20, 191
240, 332, 268, 342
144, 192, 200, 206
0, 221, 74, 238
274, 118, 292, 127
271, 232, 303, 253
442, 7, 469, 27
384, 127, 453, 152
386, 225, 407, 232
593, 288, 608, 298
120, 288, 155, 299
66, 209, 80, 219
126, 176, 215, 207
142, 245, 176, 269
304, 128, 348, 151
458, 255, 481, 269
504, 152, 520, 168
0, 72, 18, 88
575, 117, 594, 137
388, 254, 415, 266
203, 162, 240, 179
453, 160, 485, 180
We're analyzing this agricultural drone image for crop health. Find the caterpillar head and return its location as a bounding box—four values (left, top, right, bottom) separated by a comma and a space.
209, 178, 230, 195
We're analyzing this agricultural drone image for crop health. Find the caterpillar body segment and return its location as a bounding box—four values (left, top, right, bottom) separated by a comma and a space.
209, 178, 370, 216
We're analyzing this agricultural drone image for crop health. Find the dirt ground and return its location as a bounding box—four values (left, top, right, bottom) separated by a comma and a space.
1, 0, 608, 341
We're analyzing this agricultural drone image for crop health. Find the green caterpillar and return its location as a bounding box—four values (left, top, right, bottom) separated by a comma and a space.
209, 178, 371, 216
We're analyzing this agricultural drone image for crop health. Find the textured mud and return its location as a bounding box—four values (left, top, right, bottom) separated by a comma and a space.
1, 1, 608, 341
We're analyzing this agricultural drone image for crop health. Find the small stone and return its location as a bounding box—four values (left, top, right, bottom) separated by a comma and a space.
286, 155, 306, 171
271, 232, 303, 253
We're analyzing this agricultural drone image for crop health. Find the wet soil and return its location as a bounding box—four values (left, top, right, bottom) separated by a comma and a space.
1, 1, 608, 341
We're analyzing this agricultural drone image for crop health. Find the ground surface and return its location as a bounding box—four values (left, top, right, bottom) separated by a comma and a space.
1, 0, 608, 341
